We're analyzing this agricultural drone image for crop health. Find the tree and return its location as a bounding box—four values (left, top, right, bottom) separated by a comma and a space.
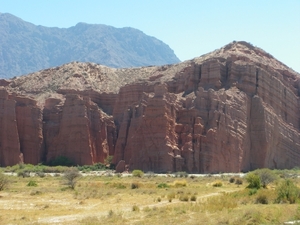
63, 168, 81, 189
254, 168, 278, 188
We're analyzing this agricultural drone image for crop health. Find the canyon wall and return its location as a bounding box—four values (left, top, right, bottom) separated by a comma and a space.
0, 41, 299, 172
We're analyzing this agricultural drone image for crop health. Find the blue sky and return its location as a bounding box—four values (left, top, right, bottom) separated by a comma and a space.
1, 0, 300, 72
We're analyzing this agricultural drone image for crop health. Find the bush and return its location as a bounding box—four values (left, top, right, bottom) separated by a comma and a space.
246, 172, 261, 189
254, 168, 278, 188
77, 162, 106, 172
179, 194, 189, 201
275, 179, 300, 204
104, 155, 113, 165
0, 173, 9, 191
157, 183, 169, 188
63, 168, 81, 189
27, 180, 38, 187
17, 170, 30, 178
175, 171, 188, 178
173, 180, 187, 187
167, 192, 176, 202
112, 183, 126, 189
212, 181, 223, 187
48, 156, 75, 167
256, 194, 268, 204
235, 178, 243, 185
36, 172, 45, 178
132, 170, 144, 177
131, 182, 140, 189
229, 177, 235, 183
249, 188, 258, 196
132, 205, 140, 212
190, 195, 197, 201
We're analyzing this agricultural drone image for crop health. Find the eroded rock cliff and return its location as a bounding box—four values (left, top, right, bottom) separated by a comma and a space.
1, 41, 299, 172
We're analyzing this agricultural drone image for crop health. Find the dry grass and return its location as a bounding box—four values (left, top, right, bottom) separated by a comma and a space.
0, 174, 299, 224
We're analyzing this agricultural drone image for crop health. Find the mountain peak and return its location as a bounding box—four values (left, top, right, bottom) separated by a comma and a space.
193, 41, 295, 75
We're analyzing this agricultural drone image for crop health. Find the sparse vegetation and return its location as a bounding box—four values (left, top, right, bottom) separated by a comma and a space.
0, 165, 300, 225
0, 173, 9, 191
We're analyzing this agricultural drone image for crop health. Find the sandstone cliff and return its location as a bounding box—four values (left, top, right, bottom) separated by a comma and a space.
1, 41, 299, 173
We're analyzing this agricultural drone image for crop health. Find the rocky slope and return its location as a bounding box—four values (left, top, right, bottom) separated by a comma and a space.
0, 13, 180, 79
0, 41, 299, 173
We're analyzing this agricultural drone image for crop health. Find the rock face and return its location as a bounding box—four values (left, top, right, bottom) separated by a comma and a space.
0, 41, 300, 173
0, 89, 43, 166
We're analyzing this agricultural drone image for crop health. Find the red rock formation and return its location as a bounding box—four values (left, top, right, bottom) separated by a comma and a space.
1, 41, 300, 173
0, 89, 42, 166
43, 94, 116, 165
0, 89, 21, 166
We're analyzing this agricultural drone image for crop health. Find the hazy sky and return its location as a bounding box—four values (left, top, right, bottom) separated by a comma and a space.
1, 0, 300, 72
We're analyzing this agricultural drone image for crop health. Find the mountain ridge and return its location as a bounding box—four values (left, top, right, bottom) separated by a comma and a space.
0, 13, 180, 78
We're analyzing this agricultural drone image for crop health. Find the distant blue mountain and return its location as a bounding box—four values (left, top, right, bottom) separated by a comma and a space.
0, 13, 180, 78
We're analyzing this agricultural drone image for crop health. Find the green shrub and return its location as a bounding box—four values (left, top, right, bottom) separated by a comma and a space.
132, 170, 144, 177
256, 194, 268, 204
27, 180, 38, 187
157, 183, 169, 188
48, 156, 75, 167
104, 155, 113, 165
246, 172, 261, 189
0, 173, 9, 191
275, 179, 300, 204
77, 163, 106, 172
249, 188, 258, 196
